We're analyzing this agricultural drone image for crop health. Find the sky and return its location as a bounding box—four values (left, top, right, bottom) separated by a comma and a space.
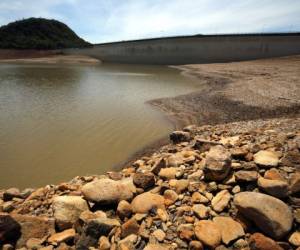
0, 0, 300, 43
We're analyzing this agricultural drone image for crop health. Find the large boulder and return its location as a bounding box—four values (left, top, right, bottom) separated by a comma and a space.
52, 195, 89, 230
203, 145, 231, 181
131, 192, 165, 214
81, 178, 134, 204
234, 192, 293, 239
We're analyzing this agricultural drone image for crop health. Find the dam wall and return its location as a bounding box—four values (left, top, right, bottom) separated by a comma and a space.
65, 33, 300, 65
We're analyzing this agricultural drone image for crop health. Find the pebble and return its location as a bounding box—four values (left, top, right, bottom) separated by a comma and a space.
211, 190, 231, 212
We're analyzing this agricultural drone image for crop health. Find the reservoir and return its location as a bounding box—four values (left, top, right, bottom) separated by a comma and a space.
0, 63, 199, 189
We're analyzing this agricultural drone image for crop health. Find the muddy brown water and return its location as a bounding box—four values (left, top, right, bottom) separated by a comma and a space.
0, 63, 199, 189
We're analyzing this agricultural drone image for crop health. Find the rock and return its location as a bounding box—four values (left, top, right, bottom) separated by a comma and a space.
163, 190, 178, 206
76, 218, 120, 249
235, 171, 258, 182
152, 229, 166, 242
3, 188, 20, 201
158, 167, 179, 180
254, 150, 279, 167
257, 177, 289, 198
175, 179, 189, 194
191, 192, 209, 204
131, 192, 165, 214
98, 236, 111, 250
213, 216, 245, 245
118, 234, 138, 249
117, 200, 132, 219
290, 172, 300, 194
47, 229, 76, 244
231, 147, 248, 159
144, 244, 169, 250
166, 154, 184, 167
108, 171, 123, 180
52, 195, 89, 230
211, 190, 231, 212
26, 238, 43, 249
281, 150, 300, 168
194, 220, 222, 248
234, 192, 293, 239
133, 172, 155, 190
177, 224, 194, 241
81, 178, 134, 204
188, 170, 204, 182
233, 239, 248, 249
1, 244, 14, 250
157, 208, 169, 222
151, 158, 166, 175
193, 204, 209, 219
1, 201, 14, 213
264, 168, 285, 181
189, 241, 204, 250
170, 131, 191, 144
204, 145, 231, 181
249, 233, 283, 250
232, 185, 241, 194
12, 214, 55, 248
220, 136, 240, 146
289, 231, 300, 246
0, 213, 21, 244
294, 209, 300, 223
121, 218, 140, 238
39, 246, 54, 250
79, 210, 106, 223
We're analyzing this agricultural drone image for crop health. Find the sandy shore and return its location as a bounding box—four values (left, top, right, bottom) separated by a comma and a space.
149, 55, 300, 128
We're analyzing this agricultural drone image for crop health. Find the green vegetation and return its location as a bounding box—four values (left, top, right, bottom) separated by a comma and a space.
0, 18, 91, 49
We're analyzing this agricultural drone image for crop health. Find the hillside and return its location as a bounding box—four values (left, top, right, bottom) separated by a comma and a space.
0, 18, 91, 50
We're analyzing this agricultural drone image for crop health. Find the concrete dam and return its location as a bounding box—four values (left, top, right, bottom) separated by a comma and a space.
66, 33, 300, 65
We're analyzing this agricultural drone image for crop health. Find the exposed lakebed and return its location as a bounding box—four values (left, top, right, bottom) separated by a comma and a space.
0, 63, 199, 188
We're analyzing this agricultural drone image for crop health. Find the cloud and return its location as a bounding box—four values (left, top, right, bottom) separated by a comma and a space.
0, 0, 299, 43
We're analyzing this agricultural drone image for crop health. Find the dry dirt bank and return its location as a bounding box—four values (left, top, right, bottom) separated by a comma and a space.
149, 56, 300, 128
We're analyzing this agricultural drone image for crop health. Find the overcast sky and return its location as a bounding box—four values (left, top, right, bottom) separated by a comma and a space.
0, 0, 299, 43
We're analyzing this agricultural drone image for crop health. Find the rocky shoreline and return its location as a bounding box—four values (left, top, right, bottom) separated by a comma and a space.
1, 116, 300, 250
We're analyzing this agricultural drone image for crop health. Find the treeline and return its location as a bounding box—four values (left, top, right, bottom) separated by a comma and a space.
0, 18, 91, 50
